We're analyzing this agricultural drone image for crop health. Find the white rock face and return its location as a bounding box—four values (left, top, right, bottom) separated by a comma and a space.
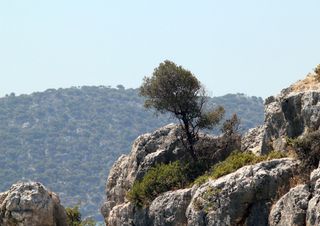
101, 73, 320, 225
241, 125, 266, 155
149, 188, 193, 226
101, 123, 240, 224
306, 166, 320, 226
101, 124, 189, 219
186, 159, 299, 226
268, 164, 320, 226
103, 158, 299, 226
242, 74, 320, 155
0, 182, 67, 226
101, 123, 240, 225
269, 185, 310, 226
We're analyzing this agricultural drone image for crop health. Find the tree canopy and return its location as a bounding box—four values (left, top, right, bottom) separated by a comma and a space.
140, 60, 225, 160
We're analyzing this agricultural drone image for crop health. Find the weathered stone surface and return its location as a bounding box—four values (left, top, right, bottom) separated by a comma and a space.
149, 188, 192, 226
306, 165, 320, 226
186, 158, 299, 226
101, 71, 320, 226
101, 124, 188, 220
241, 125, 266, 155
106, 202, 150, 226
242, 88, 320, 154
0, 181, 67, 226
269, 185, 310, 226
101, 123, 240, 224
242, 73, 320, 154
267, 75, 320, 150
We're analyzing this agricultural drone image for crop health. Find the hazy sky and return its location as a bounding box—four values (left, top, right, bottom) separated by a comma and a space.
1, 1, 320, 98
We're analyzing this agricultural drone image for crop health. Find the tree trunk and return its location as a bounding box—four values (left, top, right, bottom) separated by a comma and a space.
181, 116, 197, 161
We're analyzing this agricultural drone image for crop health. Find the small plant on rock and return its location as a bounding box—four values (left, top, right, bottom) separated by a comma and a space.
127, 161, 189, 207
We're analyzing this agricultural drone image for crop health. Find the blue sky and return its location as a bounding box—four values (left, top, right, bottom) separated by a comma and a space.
0, 0, 320, 98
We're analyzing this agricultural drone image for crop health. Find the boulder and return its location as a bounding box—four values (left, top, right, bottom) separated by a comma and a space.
149, 188, 193, 226
0, 181, 67, 226
186, 158, 299, 226
269, 185, 310, 226
241, 125, 266, 155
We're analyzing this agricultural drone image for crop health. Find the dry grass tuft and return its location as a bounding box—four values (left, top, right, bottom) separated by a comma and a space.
290, 65, 320, 93
291, 73, 320, 93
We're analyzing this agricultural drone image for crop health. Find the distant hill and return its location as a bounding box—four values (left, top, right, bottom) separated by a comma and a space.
0, 86, 264, 220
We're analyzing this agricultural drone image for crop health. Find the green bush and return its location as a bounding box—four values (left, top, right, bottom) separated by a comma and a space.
127, 161, 189, 207
66, 206, 96, 226
127, 151, 287, 207
291, 130, 320, 171
66, 206, 81, 226
194, 150, 287, 185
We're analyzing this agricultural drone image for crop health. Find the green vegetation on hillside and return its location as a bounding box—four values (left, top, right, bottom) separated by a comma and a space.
0, 86, 263, 220
194, 151, 287, 185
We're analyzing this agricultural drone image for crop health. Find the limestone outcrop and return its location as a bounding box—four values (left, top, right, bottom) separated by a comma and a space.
269, 185, 310, 226
267, 163, 320, 226
101, 123, 240, 225
187, 159, 299, 226
102, 69, 320, 226
243, 72, 320, 155
0, 182, 67, 226
100, 122, 302, 225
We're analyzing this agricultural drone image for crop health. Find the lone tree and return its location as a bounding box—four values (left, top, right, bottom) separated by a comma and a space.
140, 60, 225, 161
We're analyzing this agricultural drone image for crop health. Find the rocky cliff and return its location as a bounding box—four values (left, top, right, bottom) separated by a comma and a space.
100, 123, 240, 224
101, 70, 320, 226
243, 70, 320, 155
0, 182, 67, 226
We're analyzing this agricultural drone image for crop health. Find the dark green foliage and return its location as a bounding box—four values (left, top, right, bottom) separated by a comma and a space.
140, 60, 225, 160
127, 161, 189, 207
127, 150, 287, 206
140, 61, 202, 114
0, 86, 263, 220
66, 206, 82, 226
291, 130, 320, 171
194, 150, 287, 185
66, 206, 96, 226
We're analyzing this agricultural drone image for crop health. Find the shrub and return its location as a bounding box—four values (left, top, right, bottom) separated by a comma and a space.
291, 130, 320, 171
66, 206, 81, 226
66, 206, 96, 226
127, 161, 189, 207
194, 150, 287, 185
127, 151, 288, 207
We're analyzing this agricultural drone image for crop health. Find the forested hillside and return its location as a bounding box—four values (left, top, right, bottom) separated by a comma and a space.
0, 86, 263, 220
